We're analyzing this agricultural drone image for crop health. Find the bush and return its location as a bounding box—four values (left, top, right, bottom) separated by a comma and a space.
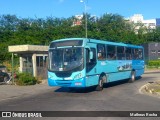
147, 60, 160, 68
15, 73, 37, 86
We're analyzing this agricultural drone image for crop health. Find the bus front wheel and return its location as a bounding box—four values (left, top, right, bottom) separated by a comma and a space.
129, 71, 136, 83
96, 75, 106, 91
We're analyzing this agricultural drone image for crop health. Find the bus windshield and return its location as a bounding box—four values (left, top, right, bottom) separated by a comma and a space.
48, 47, 84, 72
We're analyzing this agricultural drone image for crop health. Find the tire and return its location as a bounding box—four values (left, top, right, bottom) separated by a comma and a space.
128, 71, 136, 83
95, 75, 106, 91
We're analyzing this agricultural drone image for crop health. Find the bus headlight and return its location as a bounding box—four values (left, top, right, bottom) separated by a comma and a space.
74, 73, 82, 80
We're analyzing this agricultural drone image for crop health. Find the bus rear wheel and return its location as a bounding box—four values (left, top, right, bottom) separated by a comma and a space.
96, 75, 106, 91
128, 71, 136, 83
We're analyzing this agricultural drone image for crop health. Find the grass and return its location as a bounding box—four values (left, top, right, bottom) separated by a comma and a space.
154, 89, 160, 92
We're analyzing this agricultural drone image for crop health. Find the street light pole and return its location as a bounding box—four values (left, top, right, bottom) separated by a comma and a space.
11, 53, 14, 84
80, 0, 87, 38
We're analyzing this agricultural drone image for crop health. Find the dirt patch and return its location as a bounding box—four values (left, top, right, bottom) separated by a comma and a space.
141, 81, 160, 97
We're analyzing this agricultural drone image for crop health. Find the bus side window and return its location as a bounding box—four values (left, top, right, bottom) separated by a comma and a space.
132, 48, 140, 60
138, 49, 143, 60
107, 45, 116, 60
126, 47, 132, 60
117, 46, 125, 60
132, 49, 136, 60
97, 44, 106, 60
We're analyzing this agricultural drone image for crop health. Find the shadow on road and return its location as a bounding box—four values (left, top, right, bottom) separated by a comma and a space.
54, 77, 143, 93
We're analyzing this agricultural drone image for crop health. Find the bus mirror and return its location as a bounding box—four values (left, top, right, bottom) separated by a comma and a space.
90, 51, 93, 60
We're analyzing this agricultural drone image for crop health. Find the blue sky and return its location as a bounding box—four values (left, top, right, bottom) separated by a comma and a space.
0, 0, 159, 19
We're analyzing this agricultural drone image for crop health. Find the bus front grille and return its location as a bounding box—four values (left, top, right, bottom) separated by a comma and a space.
55, 72, 72, 77
56, 82, 72, 86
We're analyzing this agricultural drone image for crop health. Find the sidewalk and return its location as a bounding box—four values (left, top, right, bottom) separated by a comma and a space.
0, 80, 53, 101
144, 69, 160, 73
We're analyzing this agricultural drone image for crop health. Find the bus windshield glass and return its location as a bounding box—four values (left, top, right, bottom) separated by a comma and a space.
48, 47, 84, 72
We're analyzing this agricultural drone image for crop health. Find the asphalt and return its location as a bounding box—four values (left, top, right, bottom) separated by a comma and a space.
0, 80, 53, 101
0, 70, 160, 102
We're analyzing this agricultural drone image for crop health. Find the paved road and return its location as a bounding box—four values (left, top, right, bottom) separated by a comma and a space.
0, 73, 160, 120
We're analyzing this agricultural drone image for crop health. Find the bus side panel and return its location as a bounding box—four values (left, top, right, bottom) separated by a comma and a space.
86, 60, 132, 84
107, 71, 131, 82
97, 60, 118, 74
85, 75, 99, 87
85, 60, 118, 87
136, 69, 144, 77
105, 60, 132, 82
132, 60, 145, 77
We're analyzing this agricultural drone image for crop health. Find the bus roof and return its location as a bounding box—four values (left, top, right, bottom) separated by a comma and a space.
88, 39, 143, 48
50, 38, 83, 43
50, 38, 143, 49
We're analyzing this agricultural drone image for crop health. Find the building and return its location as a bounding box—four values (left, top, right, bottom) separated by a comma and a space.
142, 42, 160, 61
8, 45, 48, 79
129, 14, 144, 23
72, 15, 83, 26
156, 18, 160, 27
72, 14, 97, 26
129, 14, 157, 34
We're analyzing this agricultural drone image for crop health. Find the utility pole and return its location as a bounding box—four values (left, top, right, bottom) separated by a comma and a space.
80, 0, 88, 38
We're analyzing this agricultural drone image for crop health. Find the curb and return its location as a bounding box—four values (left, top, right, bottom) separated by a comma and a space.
139, 83, 150, 94
144, 70, 160, 74
139, 82, 160, 99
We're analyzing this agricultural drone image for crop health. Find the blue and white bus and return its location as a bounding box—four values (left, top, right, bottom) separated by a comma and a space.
48, 38, 144, 91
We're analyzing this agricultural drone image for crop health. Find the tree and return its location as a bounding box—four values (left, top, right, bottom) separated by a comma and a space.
145, 26, 160, 42
0, 13, 160, 62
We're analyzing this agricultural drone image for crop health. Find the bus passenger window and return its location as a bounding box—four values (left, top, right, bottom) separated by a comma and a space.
97, 44, 106, 60
126, 47, 132, 60
132, 49, 135, 60
138, 49, 143, 60
107, 45, 116, 60
117, 46, 125, 60
132, 48, 143, 60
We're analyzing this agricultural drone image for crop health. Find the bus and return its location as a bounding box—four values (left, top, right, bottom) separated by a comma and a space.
48, 38, 144, 91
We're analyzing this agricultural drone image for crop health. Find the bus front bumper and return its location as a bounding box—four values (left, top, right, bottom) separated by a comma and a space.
48, 78, 86, 88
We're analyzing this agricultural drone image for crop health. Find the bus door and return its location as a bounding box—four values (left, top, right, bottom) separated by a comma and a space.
85, 46, 98, 86
97, 44, 109, 73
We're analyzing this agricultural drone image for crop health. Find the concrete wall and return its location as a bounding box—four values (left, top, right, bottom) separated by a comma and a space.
9, 45, 48, 79
143, 42, 160, 61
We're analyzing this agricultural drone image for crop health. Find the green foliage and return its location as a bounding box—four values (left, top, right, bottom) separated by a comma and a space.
0, 13, 160, 62
16, 73, 37, 86
147, 60, 160, 68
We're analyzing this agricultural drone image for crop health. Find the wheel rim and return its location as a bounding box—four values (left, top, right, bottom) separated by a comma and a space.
99, 79, 103, 87
131, 72, 135, 81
